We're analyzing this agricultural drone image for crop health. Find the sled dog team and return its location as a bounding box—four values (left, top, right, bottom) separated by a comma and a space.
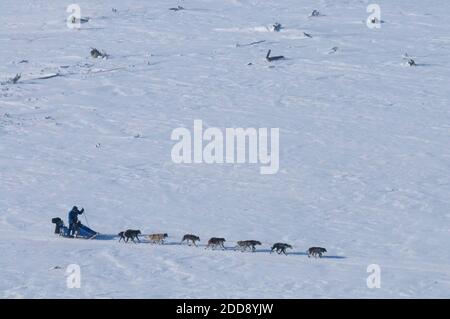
118, 229, 327, 257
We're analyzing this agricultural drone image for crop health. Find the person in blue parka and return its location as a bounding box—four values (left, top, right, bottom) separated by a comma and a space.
68, 206, 84, 236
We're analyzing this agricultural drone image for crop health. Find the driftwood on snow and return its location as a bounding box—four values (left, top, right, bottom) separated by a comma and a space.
266, 50, 284, 62
236, 40, 265, 48
169, 6, 184, 11
90, 48, 108, 59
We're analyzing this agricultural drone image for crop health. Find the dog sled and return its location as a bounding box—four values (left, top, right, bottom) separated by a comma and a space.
52, 217, 98, 239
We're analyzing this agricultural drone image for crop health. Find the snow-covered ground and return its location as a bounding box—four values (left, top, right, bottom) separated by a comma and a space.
1, 0, 450, 298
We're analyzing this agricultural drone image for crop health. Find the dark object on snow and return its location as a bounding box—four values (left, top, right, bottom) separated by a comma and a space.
90, 48, 108, 59
70, 16, 89, 24
303, 32, 312, 38
270, 243, 292, 255
266, 50, 285, 62
370, 17, 384, 24
91, 48, 101, 58
118, 229, 141, 243
236, 40, 265, 48
10, 74, 21, 84
52, 217, 64, 234
307, 247, 327, 258
52, 218, 69, 237
169, 6, 184, 11
310, 10, 321, 17
403, 53, 416, 66
36, 73, 60, 80
328, 46, 338, 54
272, 22, 282, 32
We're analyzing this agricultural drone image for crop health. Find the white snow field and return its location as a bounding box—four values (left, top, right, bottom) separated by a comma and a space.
1, 0, 450, 298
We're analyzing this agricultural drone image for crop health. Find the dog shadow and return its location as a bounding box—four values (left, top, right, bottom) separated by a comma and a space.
320, 255, 347, 259
286, 251, 308, 256
243, 249, 308, 256
106, 238, 347, 259
164, 241, 186, 246
148, 241, 204, 247
253, 248, 274, 254
254, 250, 346, 258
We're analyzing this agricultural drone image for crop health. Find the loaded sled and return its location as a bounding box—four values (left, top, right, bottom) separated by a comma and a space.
52, 217, 98, 239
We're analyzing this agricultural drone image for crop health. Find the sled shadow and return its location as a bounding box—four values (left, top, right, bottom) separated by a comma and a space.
95, 234, 119, 241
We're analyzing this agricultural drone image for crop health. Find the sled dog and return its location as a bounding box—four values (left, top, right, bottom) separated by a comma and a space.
148, 233, 168, 244
181, 234, 200, 246
206, 237, 226, 250
270, 243, 292, 255
235, 240, 261, 252
307, 247, 327, 258
118, 229, 141, 243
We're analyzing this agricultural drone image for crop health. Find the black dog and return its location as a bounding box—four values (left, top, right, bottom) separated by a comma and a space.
118, 229, 141, 243
307, 247, 327, 258
270, 243, 292, 255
